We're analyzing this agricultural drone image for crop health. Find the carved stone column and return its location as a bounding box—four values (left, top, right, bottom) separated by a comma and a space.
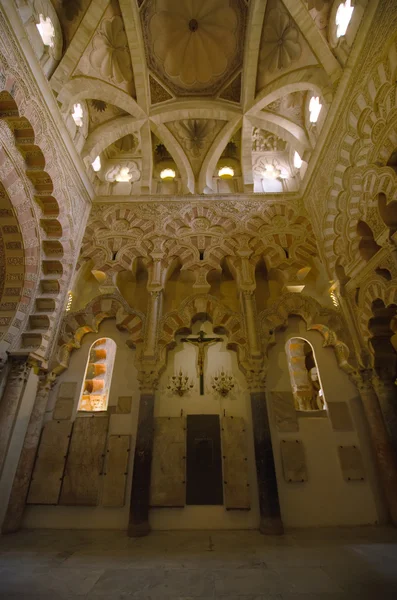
127, 367, 159, 537
372, 375, 397, 456
2, 372, 56, 533
352, 371, 397, 524
248, 367, 283, 535
0, 355, 31, 476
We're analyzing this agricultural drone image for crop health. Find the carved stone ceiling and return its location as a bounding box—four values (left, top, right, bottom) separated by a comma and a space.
49, 0, 343, 195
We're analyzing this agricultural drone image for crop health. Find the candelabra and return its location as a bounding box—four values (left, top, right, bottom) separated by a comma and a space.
167, 369, 194, 396
211, 369, 235, 397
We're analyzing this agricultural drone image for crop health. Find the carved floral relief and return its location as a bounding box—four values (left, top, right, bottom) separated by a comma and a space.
89, 16, 133, 84
149, 0, 238, 86
173, 120, 218, 158
259, 8, 301, 74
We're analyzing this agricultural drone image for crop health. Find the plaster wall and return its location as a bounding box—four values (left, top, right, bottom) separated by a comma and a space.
150, 320, 260, 530
266, 316, 385, 528
23, 321, 140, 530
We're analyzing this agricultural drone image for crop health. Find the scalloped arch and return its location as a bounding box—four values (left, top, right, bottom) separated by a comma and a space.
259, 293, 355, 374
158, 294, 249, 367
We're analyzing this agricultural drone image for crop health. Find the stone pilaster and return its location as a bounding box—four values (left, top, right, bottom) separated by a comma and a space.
2, 372, 56, 533
372, 375, 397, 457
143, 290, 163, 358
240, 289, 261, 358
0, 356, 31, 477
247, 367, 283, 535
127, 367, 159, 537
352, 370, 397, 525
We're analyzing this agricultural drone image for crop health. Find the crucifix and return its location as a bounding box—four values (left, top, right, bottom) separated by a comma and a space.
181, 330, 223, 395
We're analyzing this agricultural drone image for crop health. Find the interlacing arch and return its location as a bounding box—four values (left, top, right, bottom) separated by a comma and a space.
79, 201, 320, 294
259, 293, 356, 374
322, 32, 397, 274
157, 294, 249, 370
53, 295, 145, 375
327, 164, 397, 271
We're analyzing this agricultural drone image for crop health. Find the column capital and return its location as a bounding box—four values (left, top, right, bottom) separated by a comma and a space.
148, 289, 162, 299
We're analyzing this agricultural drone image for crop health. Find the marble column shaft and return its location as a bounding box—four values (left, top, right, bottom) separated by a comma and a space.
0, 357, 30, 477
250, 391, 283, 535
357, 377, 397, 524
2, 375, 54, 533
128, 392, 155, 537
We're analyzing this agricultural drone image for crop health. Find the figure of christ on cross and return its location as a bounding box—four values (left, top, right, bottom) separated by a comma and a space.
181, 330, 223, 395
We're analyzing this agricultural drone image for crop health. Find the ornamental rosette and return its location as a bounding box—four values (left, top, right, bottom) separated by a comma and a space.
173, 119, 217, 158
259, 9, 302, 74
149, 0, 238, 87
89, 16, 132, 84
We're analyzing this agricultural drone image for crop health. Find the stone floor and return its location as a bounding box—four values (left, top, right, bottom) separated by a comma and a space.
0, 526, 397, 599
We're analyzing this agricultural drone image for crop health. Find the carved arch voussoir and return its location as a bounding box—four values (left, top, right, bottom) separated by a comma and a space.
53, 294, 145, 375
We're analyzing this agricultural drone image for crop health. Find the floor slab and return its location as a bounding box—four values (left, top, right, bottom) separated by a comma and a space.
0, 526, 396, 599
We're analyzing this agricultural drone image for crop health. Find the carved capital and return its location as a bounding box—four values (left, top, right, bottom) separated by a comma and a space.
37, 370, 57, 396
372, 373, 396, 395
241, 289, 256, 297
349, 369, 375, 394
137, 366, 160, 393
8, 355, 31, 382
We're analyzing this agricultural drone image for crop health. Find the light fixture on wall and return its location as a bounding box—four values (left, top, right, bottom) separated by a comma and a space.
115, 166, 133, 182
218, 166, 234, 179
160, 168, 176, 181
336, 0, 354, 38
36, 14, 55, 47
211, 369, 235, 397
167, 369, 194, 396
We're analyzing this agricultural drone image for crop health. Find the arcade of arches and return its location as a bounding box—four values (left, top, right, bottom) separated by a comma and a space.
1, 1, 397, 591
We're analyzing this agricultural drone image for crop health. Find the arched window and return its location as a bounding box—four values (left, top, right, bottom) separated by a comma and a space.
285, 337, 326, 411
78, 338, 116, 412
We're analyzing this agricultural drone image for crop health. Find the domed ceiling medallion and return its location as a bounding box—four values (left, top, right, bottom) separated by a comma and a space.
141, 0, 246, 96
